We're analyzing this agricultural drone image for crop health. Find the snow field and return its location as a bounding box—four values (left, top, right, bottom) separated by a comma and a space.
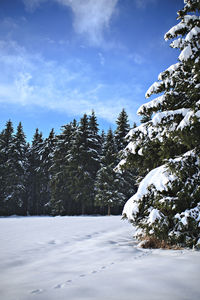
0, 216, 200, 300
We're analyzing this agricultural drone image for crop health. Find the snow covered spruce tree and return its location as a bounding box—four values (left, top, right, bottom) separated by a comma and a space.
26, 128, 45, 215
0, 120, 15, 215
120, 0, 200, 248
66, 113, 101, 215
50, 122, 76, 215
115, 109, 137, 202
10, 122, 29, 215
95, 128, 125, 215
38, 128, 56, 214
115, 108, 130, 152
0, 121, 28, 215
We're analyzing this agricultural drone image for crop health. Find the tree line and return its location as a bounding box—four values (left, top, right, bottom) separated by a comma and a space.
0, 109, 136, 216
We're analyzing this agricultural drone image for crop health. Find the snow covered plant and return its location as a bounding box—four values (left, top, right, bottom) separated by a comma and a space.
120, 0, 200, 248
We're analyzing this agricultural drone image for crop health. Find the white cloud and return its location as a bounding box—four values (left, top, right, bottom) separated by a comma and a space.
61, 0, 118, 46
23, 0, 48, 11
14, 72, 34, 104
0, 39, 139, 124
22, 0, 118, 46
129, 53, 144, 65
98, 52, 105, 66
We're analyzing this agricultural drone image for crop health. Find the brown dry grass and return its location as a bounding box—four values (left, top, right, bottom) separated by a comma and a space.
139, 237, 183, 250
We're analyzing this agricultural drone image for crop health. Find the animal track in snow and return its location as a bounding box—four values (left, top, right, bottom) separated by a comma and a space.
47, 240, 61, 245
53, 280, 72, 289
53, 261, 116, 290
54, 283, 66, 289
30, 289, 44, 295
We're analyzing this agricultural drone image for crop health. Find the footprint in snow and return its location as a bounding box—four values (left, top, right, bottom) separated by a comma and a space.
48, 240, 57, 245
86, 235, 91, 238
30, 289, 44, 295
54, 283, 66, 289
80, 274, 86, 277
54, 280, 72, 289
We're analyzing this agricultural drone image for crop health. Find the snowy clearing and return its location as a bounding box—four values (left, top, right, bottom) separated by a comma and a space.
0, 216, 200, 300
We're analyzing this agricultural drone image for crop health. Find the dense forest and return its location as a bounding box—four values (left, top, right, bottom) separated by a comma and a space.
0, 109, 136, 216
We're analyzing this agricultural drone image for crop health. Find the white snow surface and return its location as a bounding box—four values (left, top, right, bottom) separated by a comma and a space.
0, 216, 200, 300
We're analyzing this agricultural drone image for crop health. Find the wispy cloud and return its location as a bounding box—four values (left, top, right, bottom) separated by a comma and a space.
0, 39, 139, 123
62, 0, 118, 46
98, 52, 105, 66
129, 53, 145, 65
22, 0, 48, 12
135, 0, 156, 9
23, 0, 119, 46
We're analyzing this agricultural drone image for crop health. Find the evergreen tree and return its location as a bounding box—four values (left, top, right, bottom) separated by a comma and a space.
95, 129, 125, 215
0, 120, 15, 215
50, 123, 75, 215
67, 113, 100, 214
115, 108, 130, 152
88, 110, 101, 169
27, 129, 44, 215
11, 122, 28, 215
114, 109, 137, 205
120, 0, 200, 248
39, 128, 56, 214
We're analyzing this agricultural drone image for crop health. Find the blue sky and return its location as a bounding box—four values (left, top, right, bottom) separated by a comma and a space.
0, 0, 183, 141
